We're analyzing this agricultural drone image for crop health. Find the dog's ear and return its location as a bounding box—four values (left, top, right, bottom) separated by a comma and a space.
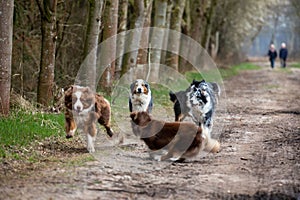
210, 82, 220, 96
130, 112, 137, 121
144, 81, 150, 89
130, 81, 136, 93
83, 86, 94, 94
141, 111, 151, 120
191, 79, 196, 86
64, 86, 74, 108
191, 79, 203, 86
64, 85, 73, 93
64, 85, 74, 96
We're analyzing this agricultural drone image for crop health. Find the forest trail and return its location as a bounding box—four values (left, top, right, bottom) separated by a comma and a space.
1, 64, 300, 199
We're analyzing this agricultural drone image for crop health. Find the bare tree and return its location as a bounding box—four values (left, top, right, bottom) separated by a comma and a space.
99, 0, 118, 92
201, 0, 217, 50
160, 0, 173, 64
150, 0, 168, 65
290, 0, 300, 17
149, 0, 168, 80
0, 0, 14, 115
165, 0, 186, 71
121, 0, 147, 77
36, 0, 58, 106
216, 0, 273, 61
136, 0, 153, 65
80, 0, 103, 91
115, 0, 128, 79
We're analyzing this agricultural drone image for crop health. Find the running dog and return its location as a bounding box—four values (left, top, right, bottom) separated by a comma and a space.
64, 85, 113, 153
169, 79, 220, 134
129, 79, 153, 113
130, 111, 220, 162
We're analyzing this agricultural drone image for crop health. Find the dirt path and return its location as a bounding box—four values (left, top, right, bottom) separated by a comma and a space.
1, 66, 300, 199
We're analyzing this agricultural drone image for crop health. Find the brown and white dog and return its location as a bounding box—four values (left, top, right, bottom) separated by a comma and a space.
64, 85, 113, 153
130, 111, 220, 162
129, 79, 153, 113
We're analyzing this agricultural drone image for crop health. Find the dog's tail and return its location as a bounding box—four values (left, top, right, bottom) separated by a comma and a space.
169, 91, 177, 103
205, 138, 220, 153
201, 125, 220, 153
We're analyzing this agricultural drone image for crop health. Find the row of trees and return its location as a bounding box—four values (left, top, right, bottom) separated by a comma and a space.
0, 0, 299, 115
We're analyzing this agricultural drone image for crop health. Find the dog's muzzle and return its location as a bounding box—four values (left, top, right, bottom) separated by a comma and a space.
74, 107, 82, 113
137, 88, 142, 94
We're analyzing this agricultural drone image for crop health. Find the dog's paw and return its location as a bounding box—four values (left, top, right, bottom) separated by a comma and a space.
87, 134, 95, 153
87, 145, 95, 153
211, 141, 220, 153
152, 154, 162, 161
66, 129, 76, 139
170, 156, 181, 162
205, 139, 220, 153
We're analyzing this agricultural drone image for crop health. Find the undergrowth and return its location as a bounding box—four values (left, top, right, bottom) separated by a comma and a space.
0, 110, 64, 160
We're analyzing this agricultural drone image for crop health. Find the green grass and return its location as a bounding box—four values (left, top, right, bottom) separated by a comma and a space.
290, 63, 300, 68
231, 62, 261, 71
151, 83, 174, 107
185, 62, 261, 82
0, 110, 64, 160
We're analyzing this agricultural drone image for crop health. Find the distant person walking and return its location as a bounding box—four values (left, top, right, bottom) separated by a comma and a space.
268, 44, 277, 69
279, 42, 288, 68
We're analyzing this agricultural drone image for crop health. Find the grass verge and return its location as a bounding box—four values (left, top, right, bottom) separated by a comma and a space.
0, 110, 64, 160
186, 62, 261, 82
290, 62, 300, 68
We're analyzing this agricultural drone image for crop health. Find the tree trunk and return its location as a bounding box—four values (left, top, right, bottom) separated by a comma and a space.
78, 0, 103, 91
210, 31, 219, 60
99, 0, 118, 93
137, 0, 153, 65
190, 0, 206, 43
160, 0, 173, 64
36, 0, 58, 107
165, 0, 186, 71
201, 0, 217, 50
121, 0, 146, 78
149, 0, 168, 81
115, 0, 128, 79
0, 0, 14, 115
183, 0, 191, 35
270, 14, 279, 45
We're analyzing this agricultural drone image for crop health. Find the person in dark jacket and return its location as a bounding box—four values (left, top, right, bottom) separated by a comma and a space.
268, 44, 277, 69
279, 42, 288, 68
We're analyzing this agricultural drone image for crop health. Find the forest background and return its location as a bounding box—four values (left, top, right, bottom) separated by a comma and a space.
1, 0, 300, 115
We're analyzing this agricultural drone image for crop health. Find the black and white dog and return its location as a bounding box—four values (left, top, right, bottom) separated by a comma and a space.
129, 79, 153, 113
169, 79, 220, 134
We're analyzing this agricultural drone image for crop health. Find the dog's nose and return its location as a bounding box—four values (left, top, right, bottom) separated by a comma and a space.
137, 88, 142, 93
75, 106, 81, 112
